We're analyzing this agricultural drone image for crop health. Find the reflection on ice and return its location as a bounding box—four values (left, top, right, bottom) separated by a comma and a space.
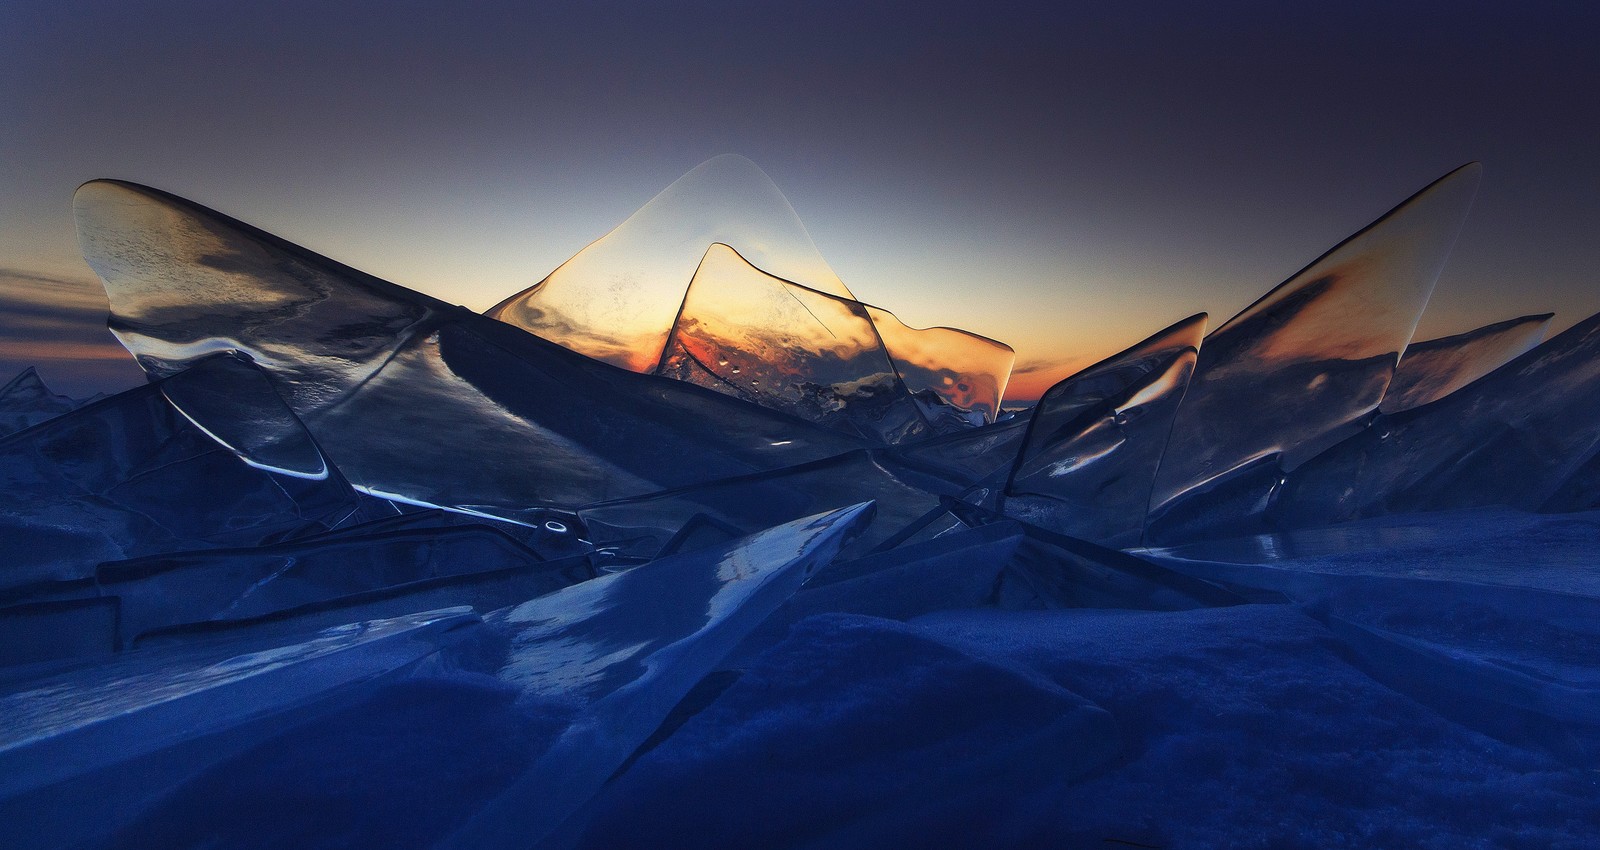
449, 503, 872, 847
1275, 308, 1600, 523
1004, 314, 1204, 546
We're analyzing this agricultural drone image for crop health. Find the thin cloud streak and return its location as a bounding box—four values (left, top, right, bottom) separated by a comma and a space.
0, 268, 142, 394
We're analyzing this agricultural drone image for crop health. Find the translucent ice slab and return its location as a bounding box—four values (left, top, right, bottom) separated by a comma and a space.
1145, 163, 1481, 544
0, 368, 82, 437
76, 180, 865, 514
444, 502, 874, 847
1003, 314, 1204, 547
657, 243, 927, 443
0, 379, 359, 592
1276, 309, 1600, 523
1379, 313, 1553, 413
489, 155, 853, 371
159, 352, 330, 479
866, 305, 1015, 429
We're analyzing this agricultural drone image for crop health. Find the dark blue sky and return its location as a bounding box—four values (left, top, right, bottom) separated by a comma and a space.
3, 0, 1597, 397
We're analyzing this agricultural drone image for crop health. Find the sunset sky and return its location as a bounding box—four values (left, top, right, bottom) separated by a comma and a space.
3, 1, 1598, 399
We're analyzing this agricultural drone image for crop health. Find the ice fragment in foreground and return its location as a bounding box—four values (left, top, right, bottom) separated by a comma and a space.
578, 450, 963, 561
444, 502, 874, 848
0, 377, 358, 591
0, 608, 482, 849
1275, 308, 1600, 522
98, 525, 587, 648
1145, 163, 1481, 543
1003, 313, 1204, 547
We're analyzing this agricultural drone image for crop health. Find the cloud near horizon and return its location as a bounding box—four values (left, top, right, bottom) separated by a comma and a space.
0, 268, 143, 395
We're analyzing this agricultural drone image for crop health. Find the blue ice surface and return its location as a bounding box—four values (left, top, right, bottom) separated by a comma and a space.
570, 510, 1600, 849
579, 604, 1600, 850
0, 503, 871, 849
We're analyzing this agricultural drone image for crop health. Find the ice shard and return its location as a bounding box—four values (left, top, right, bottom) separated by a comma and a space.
0, 368, 83, 437
76, 180, 865, 515
1274, 308, 1600, 523
656, 243, 927, 443
1002, 314, 1204, 547
866, 305, 1015, 428
1379, 313, 1553, 413
488, 154, 853, 372
443, 503, 873, 848
159, 352, 330, 478
1144, 163, 1481, 544
0, 378, 359, 592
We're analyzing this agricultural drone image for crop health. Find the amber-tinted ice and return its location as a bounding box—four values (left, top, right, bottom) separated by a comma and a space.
867, 305, 1015, 429
1276, 308, 1600, 523
1145, 163, 1482, 543
657, 243, 925, 443
488, 155, 852, 372
76, 180, 864, 516
1379, 313, 1552, 413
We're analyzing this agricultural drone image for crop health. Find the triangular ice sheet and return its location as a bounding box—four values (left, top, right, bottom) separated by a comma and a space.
1145, 163, 1481, 544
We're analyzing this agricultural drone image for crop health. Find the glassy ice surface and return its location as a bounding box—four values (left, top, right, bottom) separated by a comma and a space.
657, 244, 927, 443
445, 503, 873, 848
489, 155, 853, 372
1275, 308, 1600, 524
76, 180, 865, 514
0, 368, 84, 437
160, 353, 330, 479
0, 608, 482, 849
1003, 314, 1204, 547
0, 380, 359, 591
1141, 508, 1600, 761
1379, 313, 1553, 413
1145, 163, 1482, 544
866, 304, 1015, 428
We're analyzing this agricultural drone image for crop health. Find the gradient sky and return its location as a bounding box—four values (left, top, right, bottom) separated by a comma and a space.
3, 0, 1598, 399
